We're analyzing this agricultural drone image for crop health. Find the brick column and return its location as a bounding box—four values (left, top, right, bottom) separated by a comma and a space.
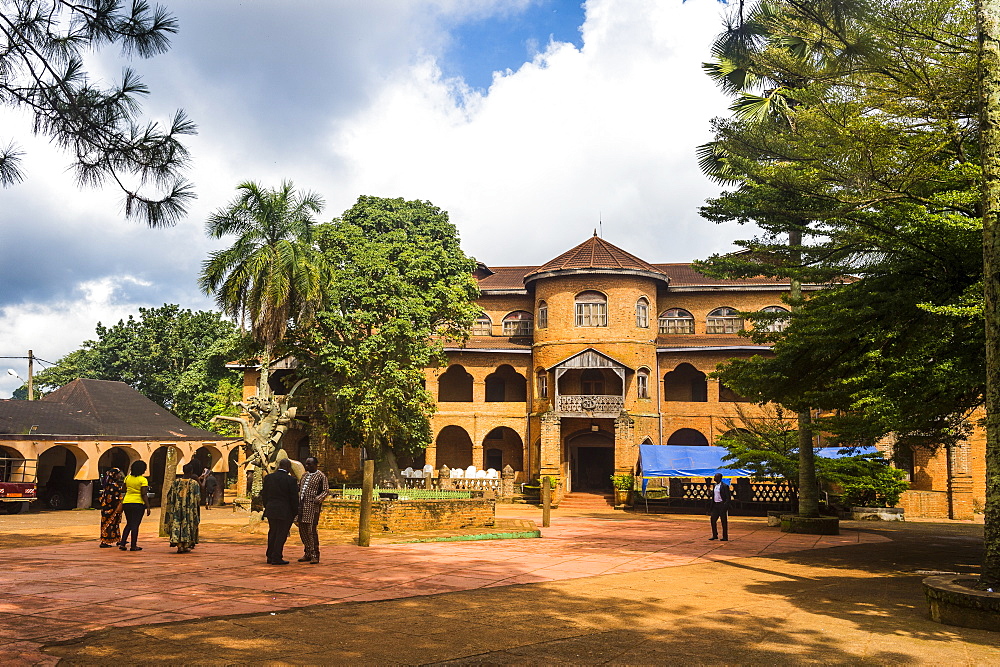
539, 411, 562, 480
948, 442, 975, 519
472, 444, 484, 469
614, 411, 636, 474
424, 443, 437, 470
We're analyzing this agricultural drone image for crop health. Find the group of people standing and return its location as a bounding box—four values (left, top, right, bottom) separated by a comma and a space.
261, 457, 329, 565
97, 455, 330, 565
97, 457, 220, 553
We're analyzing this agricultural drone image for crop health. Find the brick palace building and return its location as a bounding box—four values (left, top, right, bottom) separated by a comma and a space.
260, 233, 984, 520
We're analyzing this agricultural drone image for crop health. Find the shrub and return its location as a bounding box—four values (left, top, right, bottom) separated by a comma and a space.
841, 467, 909, 508
610, 473, 634, 490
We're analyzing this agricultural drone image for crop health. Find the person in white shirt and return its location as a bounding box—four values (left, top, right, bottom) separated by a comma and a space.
709, 472, 731, 541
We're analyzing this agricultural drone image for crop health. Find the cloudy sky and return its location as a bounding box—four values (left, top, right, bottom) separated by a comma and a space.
0, 0, 742, 397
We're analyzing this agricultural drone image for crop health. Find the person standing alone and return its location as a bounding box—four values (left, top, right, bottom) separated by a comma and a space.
297, 457, 329, 564
709, 472, 731, 542
261, 459, 298, 565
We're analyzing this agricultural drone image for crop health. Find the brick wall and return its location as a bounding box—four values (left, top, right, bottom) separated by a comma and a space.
317, 498, 496, 532
898, 490, 951, 519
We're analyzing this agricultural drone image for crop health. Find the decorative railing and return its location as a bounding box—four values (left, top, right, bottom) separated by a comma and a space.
556, 394, 624, 414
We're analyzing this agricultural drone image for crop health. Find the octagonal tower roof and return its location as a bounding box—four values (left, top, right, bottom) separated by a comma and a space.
523, 232, 669, 286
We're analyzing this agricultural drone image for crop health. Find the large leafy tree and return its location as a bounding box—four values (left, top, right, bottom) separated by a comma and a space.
199, 181, 326, 393
286, 196, 480, 473
699, 0, 1000, 582
0, 0, 195, 226
33, 304, 244, 432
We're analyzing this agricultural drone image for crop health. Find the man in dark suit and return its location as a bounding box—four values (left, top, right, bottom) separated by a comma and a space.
709, 472, 732, 542
261, 458, 299, 565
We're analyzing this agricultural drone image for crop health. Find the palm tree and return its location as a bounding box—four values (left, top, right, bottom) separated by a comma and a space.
199, 181, 326, 394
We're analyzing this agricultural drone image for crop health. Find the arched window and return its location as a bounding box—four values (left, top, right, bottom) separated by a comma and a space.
536, 370, 548, 399
438, 365, 473, 402
758, 306, 790, 332
537, 301, 548, 329
502, 311, 533, 336
706, 307, 744, 334
575, 291, 608, 327
472, 314, 492, 336
658, 308, 694, 334
667, 428, 709, 446
636, 368, 650, 399
635, 297, 649, 328
662, 363, 708, 402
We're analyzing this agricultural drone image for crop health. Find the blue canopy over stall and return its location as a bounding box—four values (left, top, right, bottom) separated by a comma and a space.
637, 444, 882, 492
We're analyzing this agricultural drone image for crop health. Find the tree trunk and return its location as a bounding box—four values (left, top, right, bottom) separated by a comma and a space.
797, 409, 819, 517
787, 228, 820, 518
978, 0, 1000, 587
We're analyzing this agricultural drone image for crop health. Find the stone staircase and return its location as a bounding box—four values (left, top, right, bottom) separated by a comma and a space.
558, 492, 615, 510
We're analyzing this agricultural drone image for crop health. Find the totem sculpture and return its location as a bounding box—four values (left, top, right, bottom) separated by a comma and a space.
212, 378, 306, 506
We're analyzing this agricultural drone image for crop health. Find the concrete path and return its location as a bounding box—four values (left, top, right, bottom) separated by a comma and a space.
2, 509, 996, 665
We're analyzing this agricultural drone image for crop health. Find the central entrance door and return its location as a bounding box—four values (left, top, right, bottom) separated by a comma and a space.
568, 431, 614, 493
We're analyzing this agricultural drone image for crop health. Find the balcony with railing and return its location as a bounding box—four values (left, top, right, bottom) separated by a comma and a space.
556, 394, 624, 415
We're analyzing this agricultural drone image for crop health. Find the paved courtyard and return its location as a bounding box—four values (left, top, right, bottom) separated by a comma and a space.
0, 508, 995, 665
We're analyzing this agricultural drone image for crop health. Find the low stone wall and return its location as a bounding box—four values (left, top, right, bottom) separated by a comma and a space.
899, 490, 950, 519
317, 498, 496, 533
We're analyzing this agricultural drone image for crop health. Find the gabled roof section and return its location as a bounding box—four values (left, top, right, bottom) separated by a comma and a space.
0, 379, 229, 439
476, 266, 537, 293
525, 234, 669, 286
546, 348, 633, 372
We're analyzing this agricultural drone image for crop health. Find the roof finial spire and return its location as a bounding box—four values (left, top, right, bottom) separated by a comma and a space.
593, 228, 597, 237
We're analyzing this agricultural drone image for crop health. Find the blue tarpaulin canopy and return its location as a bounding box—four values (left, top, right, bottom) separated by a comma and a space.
637, 444, 882, 491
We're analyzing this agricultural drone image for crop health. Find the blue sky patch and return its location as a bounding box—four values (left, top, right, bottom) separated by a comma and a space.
444, 0, 586, 91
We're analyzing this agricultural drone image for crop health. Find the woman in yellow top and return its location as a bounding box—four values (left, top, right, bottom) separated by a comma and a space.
120, 460, 151, 551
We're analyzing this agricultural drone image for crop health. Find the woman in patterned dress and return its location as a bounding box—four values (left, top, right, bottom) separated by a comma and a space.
164, 463, 201, 553
98, 467, 126, 548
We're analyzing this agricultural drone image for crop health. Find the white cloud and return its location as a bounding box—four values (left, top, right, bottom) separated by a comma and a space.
0, 277, 155, 398
325, 0, 739, 265
0, 0, 746, 397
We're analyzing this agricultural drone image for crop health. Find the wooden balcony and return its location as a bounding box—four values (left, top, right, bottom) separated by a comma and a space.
556, 394, 624, 416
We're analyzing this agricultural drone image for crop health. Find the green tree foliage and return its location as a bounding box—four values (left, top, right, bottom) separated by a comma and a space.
286, 196, 480, 465
717, 406, 884, 486
0, 0, 195, 226
34, 304, 245, 432
840, 467, 909, 508
698, 0, 981, 448
199, 181, 326, 392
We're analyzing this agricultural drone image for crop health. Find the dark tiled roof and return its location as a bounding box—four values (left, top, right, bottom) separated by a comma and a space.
656, 334, 771, 349
444, 336, 533, 351
526, 234, 665, 279
653, 263, 791, 286
476, 261, 795, 291
477, 266, 537, 291
0, 379, 228, 439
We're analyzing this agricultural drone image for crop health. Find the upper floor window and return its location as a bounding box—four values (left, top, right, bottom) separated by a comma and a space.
658, 308, 695, 334
575, 291, 608, 327
472, 314, 492, 336
537, 301, 548, 329
635, 297, 649, 328
536, 371, 548, 399
706, 307, 744, 334
502, 311, 533, 337
636, 369, 649, 399
759, 306, 790, 332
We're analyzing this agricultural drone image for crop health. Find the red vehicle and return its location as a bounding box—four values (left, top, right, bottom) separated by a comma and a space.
0, 457, 37, 514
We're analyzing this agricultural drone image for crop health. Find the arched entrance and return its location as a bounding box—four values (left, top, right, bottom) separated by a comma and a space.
482, 427, 523, 472
567, 430, 614, 492
435, 426, 473, 470
667, 428, 709, 446
98, 446, 138, 475
37, 445, 83, 510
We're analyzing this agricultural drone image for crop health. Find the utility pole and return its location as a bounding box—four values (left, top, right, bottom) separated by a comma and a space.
27, 350, 33, 401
